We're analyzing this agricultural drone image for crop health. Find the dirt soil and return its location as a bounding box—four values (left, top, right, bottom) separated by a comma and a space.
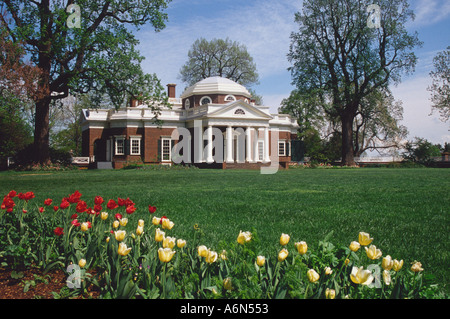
0, 268, 98, 299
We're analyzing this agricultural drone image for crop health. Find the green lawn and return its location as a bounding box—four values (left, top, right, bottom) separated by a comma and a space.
1, 167, 449, 292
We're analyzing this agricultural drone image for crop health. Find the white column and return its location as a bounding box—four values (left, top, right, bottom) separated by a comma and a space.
206, 125, 214, 163
246, 127, 252, 163
253, 128, 259, 163
263, 127, 270, 163
226, 126, 234, 163
194, 120, 203, 163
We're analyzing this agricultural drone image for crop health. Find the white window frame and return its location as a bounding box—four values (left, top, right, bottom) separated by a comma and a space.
224, 95, 236, 102
161, 138, 172, 162
185, 99, 190, 109
258, 140, 264, 162
115, 136, 125, 156
200, 96, 212, 105
278, 140, 286, 157
130, 137, 141, 156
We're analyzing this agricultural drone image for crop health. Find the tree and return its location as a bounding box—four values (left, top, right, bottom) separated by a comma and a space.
288, 0, 421, 165
179, 37, 260, 89
428, 46, 449, 122
0, 0, 171, 164
402, 137, 442, 164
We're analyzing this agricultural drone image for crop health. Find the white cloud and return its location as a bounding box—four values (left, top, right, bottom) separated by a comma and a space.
411, 0, 450, 26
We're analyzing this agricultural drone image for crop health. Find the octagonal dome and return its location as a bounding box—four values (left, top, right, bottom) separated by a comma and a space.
180, 76, 252, 99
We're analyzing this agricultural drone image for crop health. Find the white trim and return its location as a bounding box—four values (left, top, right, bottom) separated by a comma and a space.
130, 137, 141, 156
224, 95, 236, 102
161, 137, 172, 162
115, 137, 125, 156
200, 96, 212, 105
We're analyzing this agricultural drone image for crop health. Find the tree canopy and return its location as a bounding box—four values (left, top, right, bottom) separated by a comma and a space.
179, 37, 259, 89
0, 0, 171, 164
288, 0, 421, 165
428, 46, 449, 122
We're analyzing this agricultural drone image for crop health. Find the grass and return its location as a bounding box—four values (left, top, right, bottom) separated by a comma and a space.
1, 167, 449, 293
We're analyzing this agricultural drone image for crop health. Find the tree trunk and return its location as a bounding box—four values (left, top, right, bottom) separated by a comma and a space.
33, 97, 51, 164
341, 112, 356, 166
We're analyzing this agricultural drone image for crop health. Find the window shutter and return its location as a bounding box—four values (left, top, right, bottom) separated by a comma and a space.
286, 140, 290, 157
124, 139, 130, 156
157, 139, 161, 162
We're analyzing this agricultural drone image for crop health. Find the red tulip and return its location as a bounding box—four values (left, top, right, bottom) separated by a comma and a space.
148, 205, 157, 214
39, 207, 45, 213
8, 190, 17, 198
54, 227, 64, 236
44, 198, 53, 206
126, 205, 136, 214
107, 199, 118, 210
60, 200, 70, 209
94, 196, 104, 205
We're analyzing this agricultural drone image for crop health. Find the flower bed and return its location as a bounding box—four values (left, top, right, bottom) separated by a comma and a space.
0, 190, 441, 299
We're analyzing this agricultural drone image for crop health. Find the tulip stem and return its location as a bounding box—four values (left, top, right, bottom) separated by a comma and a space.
304, 283, 310, 299
162, 263, 167, 299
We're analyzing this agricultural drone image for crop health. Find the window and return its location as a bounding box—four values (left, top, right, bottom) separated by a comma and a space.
258, 141, 264, 161
234, 108, 245, 115
115, 137, 125, 155
278, 140, 286, 156
184, 99, 190, 109
200, 96, 212, 105
161, 138, 171, 162
130, 137, 141, 155
225, 95, 236, 102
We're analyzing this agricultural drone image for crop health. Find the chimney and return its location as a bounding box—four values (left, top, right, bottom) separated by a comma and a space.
167, 84, 176, 98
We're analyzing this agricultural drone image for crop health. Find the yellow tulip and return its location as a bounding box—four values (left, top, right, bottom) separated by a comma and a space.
365, 244, 382, 260
344, 258, 350, 266
106, 237, 110, 243
136, 225, 144, 236
280, 233, 290, 246
80, 222, 89, 232
138, 219, 145, 227
119, 218, 128, 227
349, 241, 361, 252
350, 266, 374, 285
158, 247, 175, 263
101, 212, 108, 221
393, 259, 404, 272
163, 236, 176, 249
307, 269, 320, 283
162, 218, 174, 230
220, 250, 227, 260
223, 277, 232, 290
118, 242, 131, 256
237, 231, 252, 245
278, 248, 289, 262
198, 245, 208, 258
152, 216, 161, 225
358, 232, 373, 246
256, 256, 266, 267
78, 259, 86, 268
325, 288, 336, 299
382, 255, 394, 271
113, 220, 120, 229
205, 250, 218, 264
411, 261, 424, 273
295, 241, 308, 255
177, 239, 186, 248
324, 267, 333, 275
114, 230, 126, 242
155, 228, 165, 242
383, 270, 391, 285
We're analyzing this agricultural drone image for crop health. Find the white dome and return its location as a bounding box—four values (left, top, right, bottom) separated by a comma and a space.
180, 76, 252, 99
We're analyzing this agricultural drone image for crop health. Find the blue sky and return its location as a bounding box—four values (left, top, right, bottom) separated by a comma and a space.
136, 0, 450, 148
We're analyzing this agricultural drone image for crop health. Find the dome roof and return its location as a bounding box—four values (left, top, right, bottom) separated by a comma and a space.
180, 76, 252, 99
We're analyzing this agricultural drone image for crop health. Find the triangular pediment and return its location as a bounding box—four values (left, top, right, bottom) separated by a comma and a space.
206, 101, 273, 120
